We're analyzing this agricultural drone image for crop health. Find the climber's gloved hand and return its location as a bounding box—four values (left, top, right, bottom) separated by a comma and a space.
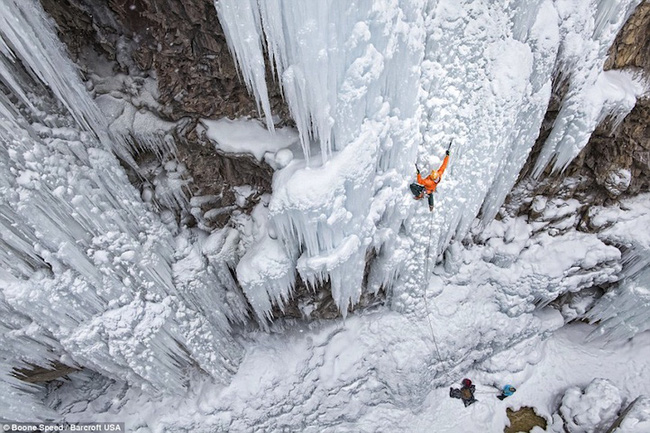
415, 164, 420, 175
446, 149, 450, 156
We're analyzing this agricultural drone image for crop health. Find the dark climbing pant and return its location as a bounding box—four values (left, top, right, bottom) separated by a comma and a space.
410, 183, 434, 209
463, 397, 477, 407
410, 183, 424, 198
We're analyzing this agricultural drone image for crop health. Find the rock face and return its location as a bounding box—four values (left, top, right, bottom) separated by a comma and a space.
176, 132, 274, 228
605, 2, 650, 72
41, 0, 289, 122
39, 0, 293, 232
591, 1, 650, 199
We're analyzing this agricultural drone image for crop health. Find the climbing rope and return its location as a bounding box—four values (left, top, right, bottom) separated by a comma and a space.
422, 208, 443, 363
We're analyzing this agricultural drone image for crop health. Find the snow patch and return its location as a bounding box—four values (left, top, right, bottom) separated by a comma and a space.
199, 117, 299, 162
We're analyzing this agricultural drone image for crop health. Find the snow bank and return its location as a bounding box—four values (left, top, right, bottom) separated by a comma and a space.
40, 319, 650, 432
198, 117, 299, 162
559, 378, 623, 433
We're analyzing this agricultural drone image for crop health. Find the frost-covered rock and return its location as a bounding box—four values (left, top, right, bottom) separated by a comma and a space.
602, 168, 632, 197
560, 378, 623, 433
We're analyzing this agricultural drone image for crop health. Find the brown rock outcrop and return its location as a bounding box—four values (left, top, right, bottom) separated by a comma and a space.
605, 1, 650, 71
41, 0, 289, 122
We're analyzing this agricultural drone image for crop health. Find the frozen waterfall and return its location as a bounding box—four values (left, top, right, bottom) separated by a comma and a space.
215, 0, 644, 319
0, 0, 646, 412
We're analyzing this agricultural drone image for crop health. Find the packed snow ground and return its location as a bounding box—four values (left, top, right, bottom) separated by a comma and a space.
44, 192, 650, 432
48, 313, 650, 432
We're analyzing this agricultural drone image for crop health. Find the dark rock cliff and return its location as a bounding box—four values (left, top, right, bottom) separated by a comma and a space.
505, 2, 649, 321
41, 0, 290, 121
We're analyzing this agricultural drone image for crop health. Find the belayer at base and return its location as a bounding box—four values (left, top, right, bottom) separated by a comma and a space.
450, 378, 477, 407
498, 384, 516, 400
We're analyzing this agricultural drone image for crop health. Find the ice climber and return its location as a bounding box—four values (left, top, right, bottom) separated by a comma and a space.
497, 385, 516, 400
450, 378, 477, 407
410, 143, 451, 212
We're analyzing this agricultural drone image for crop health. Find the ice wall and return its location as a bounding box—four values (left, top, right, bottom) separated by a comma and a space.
0, 0, 244, 396
216, 0, 643, 319
0, 0, 645, 406
218, 0, 425, 320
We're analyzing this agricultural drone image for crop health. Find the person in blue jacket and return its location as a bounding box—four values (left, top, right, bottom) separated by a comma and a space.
497, 384, 516, 400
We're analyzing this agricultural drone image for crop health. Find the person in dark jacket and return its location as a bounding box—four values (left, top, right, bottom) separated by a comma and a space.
450, 378, 477, 407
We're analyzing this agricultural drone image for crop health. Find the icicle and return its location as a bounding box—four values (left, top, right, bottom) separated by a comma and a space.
0, 2, 245, 392
587, 266, 650, 341
0, 0, 136, 166
0, 361, 57, 421
213, 0, 275, 131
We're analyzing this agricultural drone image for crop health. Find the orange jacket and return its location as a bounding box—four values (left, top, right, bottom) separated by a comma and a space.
417, 154, 449, 194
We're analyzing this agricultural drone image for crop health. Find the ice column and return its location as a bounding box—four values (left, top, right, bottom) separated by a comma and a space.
532, 0, 643, 177
219, 0, 426, 319
0, 1, 244, 393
